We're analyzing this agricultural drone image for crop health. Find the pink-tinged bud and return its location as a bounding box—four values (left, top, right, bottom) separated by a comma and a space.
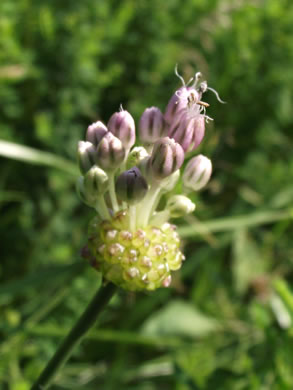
77, 141, 96, 174
86, 121, 107, 146
183, 154, 212, 192
164, 87, 200, 126
96, 132, 125, 171
139, 107, 168, 144
168, 116, 194, 152
115, 167, 148, 205
191, 115, 205, 151
108, 110, 135, 150
150, 137, 184, 179
168, 115, 205, 152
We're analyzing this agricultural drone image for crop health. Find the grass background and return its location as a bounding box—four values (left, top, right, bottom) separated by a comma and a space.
1, 0, 293, 388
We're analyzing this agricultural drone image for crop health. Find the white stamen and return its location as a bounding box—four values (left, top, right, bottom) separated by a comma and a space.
207, 86, 226, 104
174, 64, 186, 86
191, 72, 202, 88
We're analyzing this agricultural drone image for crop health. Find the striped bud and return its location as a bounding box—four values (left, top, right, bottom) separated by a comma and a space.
191, 115, 205, 151
168, 116, 194, 152
139, 107, 168, 144
77, 141, 96, 174
84, 165, 109, 196
183, 154, 212, 192
168, 115, 205, 152
96, 132, 125, 171
108, 110, 135, 150
86, 121, 107, 146
167, 195, 195, 217
150, 137, 184, 180
115, 167, 148, 205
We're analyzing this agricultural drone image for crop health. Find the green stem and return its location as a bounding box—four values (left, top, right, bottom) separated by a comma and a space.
138, 183, 161, 227
96, 195, 111, 220
129, 205, 136, 232
31, 282, 117, 390
109, 173, 119, 213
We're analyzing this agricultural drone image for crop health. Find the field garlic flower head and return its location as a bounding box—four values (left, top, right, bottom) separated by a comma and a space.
77, 68, 221, 291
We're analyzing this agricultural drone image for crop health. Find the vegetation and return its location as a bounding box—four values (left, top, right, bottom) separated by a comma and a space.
1, 0, 293, 388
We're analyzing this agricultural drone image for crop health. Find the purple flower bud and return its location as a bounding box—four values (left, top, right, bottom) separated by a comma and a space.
108, 110, 135, 150
115, 167, 148, 205
183, 154, 212, 191
168, 114, 205, 152
168, 116, 195, 153
86, 121, 107, 146
139, 107, 168, 144
191, 115, 205, 151
77, 141, 96, 174
150, 137, 184, 179
96, 132, 125, 171
164, 87, 200, 126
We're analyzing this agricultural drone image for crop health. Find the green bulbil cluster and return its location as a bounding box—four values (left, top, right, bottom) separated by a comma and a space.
87, 211, 184, 291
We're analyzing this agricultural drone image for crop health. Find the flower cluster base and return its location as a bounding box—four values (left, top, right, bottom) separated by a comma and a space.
87, 210, 185, 291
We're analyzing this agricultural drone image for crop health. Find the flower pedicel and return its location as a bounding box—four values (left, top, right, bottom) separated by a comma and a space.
77, 68, 223, 291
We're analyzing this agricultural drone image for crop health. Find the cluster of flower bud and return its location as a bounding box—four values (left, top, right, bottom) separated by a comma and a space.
77, 67, 221, 291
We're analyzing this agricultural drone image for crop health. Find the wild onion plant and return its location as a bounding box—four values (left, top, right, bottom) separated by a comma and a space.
32, 68, 222, 389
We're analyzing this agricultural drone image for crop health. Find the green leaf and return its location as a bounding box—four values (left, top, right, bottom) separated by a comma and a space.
232, 229, 267, 295
0, 140, 78, 175
141, 300, 220, 339
178, 209, 293, 237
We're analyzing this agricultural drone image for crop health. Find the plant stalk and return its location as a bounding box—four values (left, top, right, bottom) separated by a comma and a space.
31, 282, 117, 390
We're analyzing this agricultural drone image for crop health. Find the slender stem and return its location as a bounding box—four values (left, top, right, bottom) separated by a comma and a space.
138, 183, 161, 227
31, 283, 117, 390
109, 173, 119, 213
96, 195, 111, 220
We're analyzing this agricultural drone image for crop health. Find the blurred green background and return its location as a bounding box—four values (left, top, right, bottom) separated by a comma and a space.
1, 0, 293, 389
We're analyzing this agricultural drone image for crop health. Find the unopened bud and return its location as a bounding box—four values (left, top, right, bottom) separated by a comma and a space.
167, 195, 196, 217
183, 154, 212, 192
191, 116, 205, 151
108, 110, 135, 150
84, 165, 109, 196
165, 87, 200, 126
126, 146, 149, 170
96, 132, 125, 171
86, 121, 107, 146
139, 107, 168, 144
168, 116, 194, 152
168, 115, 205, 152
77, 141, 96, 174
115, 167, 148, 205
150, 137, 184, 180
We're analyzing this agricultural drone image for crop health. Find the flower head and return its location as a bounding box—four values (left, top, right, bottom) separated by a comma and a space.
77, 67, 222, 291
